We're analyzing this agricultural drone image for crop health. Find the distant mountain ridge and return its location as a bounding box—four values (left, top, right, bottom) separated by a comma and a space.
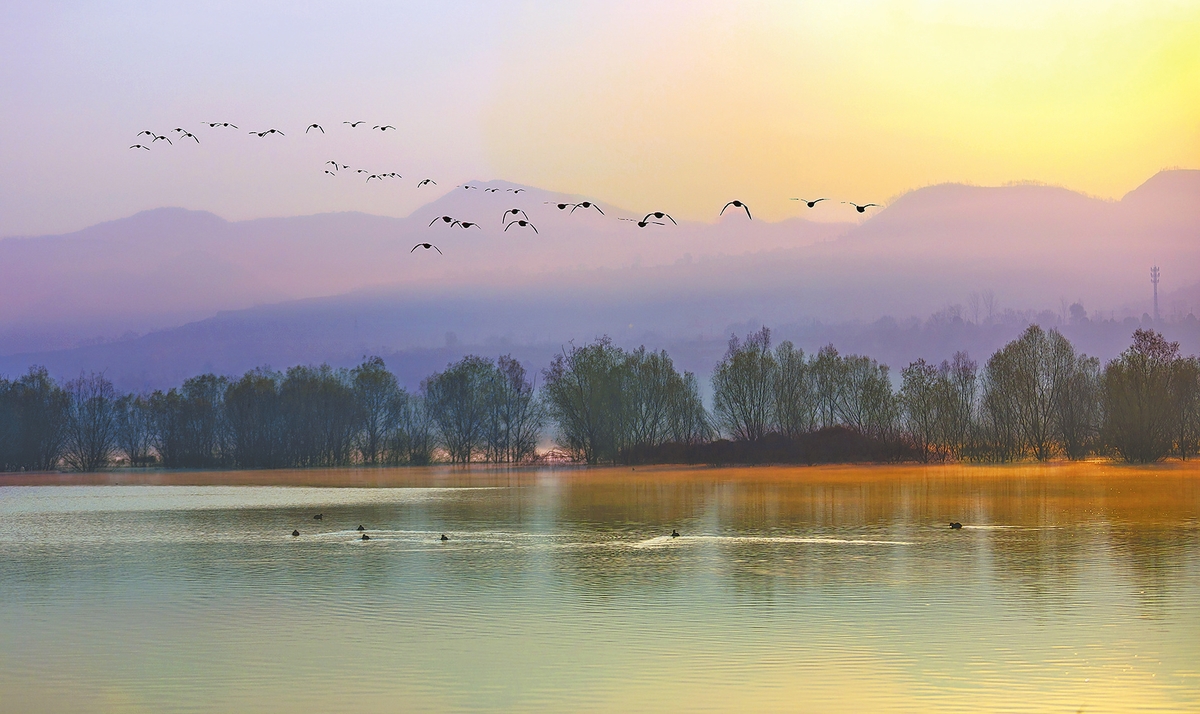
0, 170, 1196, 364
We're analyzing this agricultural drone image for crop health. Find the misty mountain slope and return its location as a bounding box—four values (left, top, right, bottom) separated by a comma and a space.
0, 180, 849, 353
0, 171, 1195, 359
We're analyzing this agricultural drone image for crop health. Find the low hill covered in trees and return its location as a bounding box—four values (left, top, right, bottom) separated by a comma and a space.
1, 328, 1197, 472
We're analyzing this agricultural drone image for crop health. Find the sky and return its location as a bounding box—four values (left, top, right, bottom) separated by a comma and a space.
1, 0, 1197, 236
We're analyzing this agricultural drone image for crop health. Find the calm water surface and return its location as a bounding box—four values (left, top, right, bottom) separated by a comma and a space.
0, 464, 1197, 713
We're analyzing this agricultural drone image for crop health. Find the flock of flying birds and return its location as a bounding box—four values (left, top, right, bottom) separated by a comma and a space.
128, 120, 880, 256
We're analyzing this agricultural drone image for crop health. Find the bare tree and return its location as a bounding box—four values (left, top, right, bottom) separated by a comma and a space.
114, 393, 155, 467
424, 356, 493, 463
485, 355, 544, 463
712, 327, 777, 441
63, 373, 118, 472
775, 341, 817, 437
352, 357, 402, 465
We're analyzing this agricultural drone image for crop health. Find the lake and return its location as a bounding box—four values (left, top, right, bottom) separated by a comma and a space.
0, 464, 1197, 713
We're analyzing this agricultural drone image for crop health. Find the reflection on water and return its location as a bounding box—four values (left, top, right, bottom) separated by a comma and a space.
0, 464, 1197, 713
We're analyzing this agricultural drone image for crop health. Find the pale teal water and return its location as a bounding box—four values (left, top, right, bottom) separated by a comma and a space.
0, 467, 1197, 713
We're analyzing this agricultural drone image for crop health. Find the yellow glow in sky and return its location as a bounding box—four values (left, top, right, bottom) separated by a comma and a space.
485, 1, 1200, 221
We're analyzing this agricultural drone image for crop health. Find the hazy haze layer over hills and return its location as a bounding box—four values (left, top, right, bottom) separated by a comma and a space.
1, 170, 1197, 388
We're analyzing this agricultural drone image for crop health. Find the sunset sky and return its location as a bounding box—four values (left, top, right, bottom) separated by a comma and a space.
1, 0, 1197, 236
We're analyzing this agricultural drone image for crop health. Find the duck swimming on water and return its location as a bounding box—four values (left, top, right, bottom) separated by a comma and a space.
949, 522, 963, 529
314, 514, 323, 520
292, 530, 300, 537
361, 534, 370, 541
440, 534, 449, 541
671, 529, 680, 538
357, 525, 365, 531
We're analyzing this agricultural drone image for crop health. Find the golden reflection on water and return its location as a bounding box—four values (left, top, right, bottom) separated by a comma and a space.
0, 462, 1197, 713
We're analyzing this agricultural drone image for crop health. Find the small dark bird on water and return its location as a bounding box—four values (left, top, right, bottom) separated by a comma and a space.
504, 219, 538, 234
844, 202, 878, 213
671, 529, 680, 538
791, 198, 826, 208
361, 533, 371, 541
440, 534, 449, 541
357, 525, 365, 531
306, 123, 324, 133
949, 522, 963, 529
720, 200, 752, 219
314, 514, 323, 520
411, 243, 443, 254
292, 530, 300, 537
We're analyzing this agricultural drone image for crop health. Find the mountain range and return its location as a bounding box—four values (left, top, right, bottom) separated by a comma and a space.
1, 170, 1197, 390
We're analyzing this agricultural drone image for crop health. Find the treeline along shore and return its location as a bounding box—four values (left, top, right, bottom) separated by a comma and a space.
1, 326, 1198, 472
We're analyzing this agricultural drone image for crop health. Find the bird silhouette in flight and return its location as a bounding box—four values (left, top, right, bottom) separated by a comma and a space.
484, 187, 499, 192
373, 125, 396, 131
324, 170, 336, 176
417, 179, 436, 188
171, 127, 192, 136
642, 211, 676, 225
151, 134, 172, 145
355, 169, 370, 175
325, 161, 341, 170
366, 174, 381, 182
620, 218, 666, 228
507, 188, 525, 193
250, 128, 284, 137
502, 208, 529, 223
306, 123, 324, 134
344, 121, 366, 127
385, 172, 401, 178
177, 131, 199, 143
504, 219, 538, 234
570, 201, 604, 215
459, 221, 481, 229
549, 202, 576, 211
429, 215, 461, 227
791, 198, 826, 208
844, 202, 878, 213
203, 122, 238, 128
461, 185, 477, 190
129, 144, 150, 150
411, 243, 443, 254
136, 130, 155, 138
720, 200, 752, 219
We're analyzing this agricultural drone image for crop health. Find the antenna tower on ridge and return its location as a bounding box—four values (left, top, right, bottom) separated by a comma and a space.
1151, 266, 1160, 323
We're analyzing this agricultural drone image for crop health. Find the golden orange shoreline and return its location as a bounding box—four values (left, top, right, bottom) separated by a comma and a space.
2, 460, 1199, 488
